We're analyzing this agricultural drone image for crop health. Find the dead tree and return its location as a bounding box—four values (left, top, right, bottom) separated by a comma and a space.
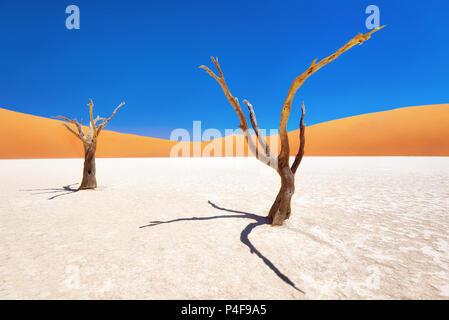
57, 99, 125, 190
200, 27, 383, 226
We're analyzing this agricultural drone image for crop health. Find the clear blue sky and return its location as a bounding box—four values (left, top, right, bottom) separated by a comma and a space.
1, 0, 448, 139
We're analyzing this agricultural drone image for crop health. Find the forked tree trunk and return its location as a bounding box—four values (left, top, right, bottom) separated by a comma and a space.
200, 26, 383, 226
79, 143, 97, 190
268, 165, 295, 225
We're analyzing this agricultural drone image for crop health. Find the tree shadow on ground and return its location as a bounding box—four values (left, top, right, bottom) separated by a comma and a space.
139, 200, 305, 294
20, 183, 79, 200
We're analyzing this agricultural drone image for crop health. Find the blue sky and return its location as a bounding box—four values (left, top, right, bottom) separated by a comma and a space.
0, 0, 448, 139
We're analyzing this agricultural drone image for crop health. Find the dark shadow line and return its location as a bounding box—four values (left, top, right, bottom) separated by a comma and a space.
140, 200, 304, 294
20, 183, 79, 200
139, 214, 245, 228
47, 189, 78, 200
240, 221, 304, 293
207, 201, 266, 223
20, 183, 78, 192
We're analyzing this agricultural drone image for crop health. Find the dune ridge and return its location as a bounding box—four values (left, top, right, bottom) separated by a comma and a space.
0, 104, 448, 159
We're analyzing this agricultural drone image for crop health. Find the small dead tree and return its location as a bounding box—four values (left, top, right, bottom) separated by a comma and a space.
57, 99, 125, 190
200, 27, 383, 226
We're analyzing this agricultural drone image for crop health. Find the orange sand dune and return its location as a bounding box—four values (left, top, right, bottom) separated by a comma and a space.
201, 103, 449, 157
0, 108, 178, 158
289, 103, 449, 156
0, 104, 448, 159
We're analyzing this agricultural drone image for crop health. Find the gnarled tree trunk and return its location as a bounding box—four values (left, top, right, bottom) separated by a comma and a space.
268, 165, 295, 225
79, 143, 97, 190
201, 27, 383, 225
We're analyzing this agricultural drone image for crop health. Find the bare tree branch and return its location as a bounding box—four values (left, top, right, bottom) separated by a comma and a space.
56, 115, 74, 123
243, 99, 271, 158
87, 99, 97, 138
241, 128, 277, 167
56, 116, 86, 142
61, 123, 84, 140
87, 116, 102, 142
200, 57, 248, 132
291, 101, 306, 174
97, 102, 125, 134
200, 58, 276, 167
278, 26, 385, 166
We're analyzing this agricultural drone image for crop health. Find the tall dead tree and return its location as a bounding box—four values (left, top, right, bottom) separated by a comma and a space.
57, 99, 125, 190
200, 27, 383, 226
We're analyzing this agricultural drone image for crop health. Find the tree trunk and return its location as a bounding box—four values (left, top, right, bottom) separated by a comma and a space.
79, 143, 97, 190
267, 166, 295, 226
